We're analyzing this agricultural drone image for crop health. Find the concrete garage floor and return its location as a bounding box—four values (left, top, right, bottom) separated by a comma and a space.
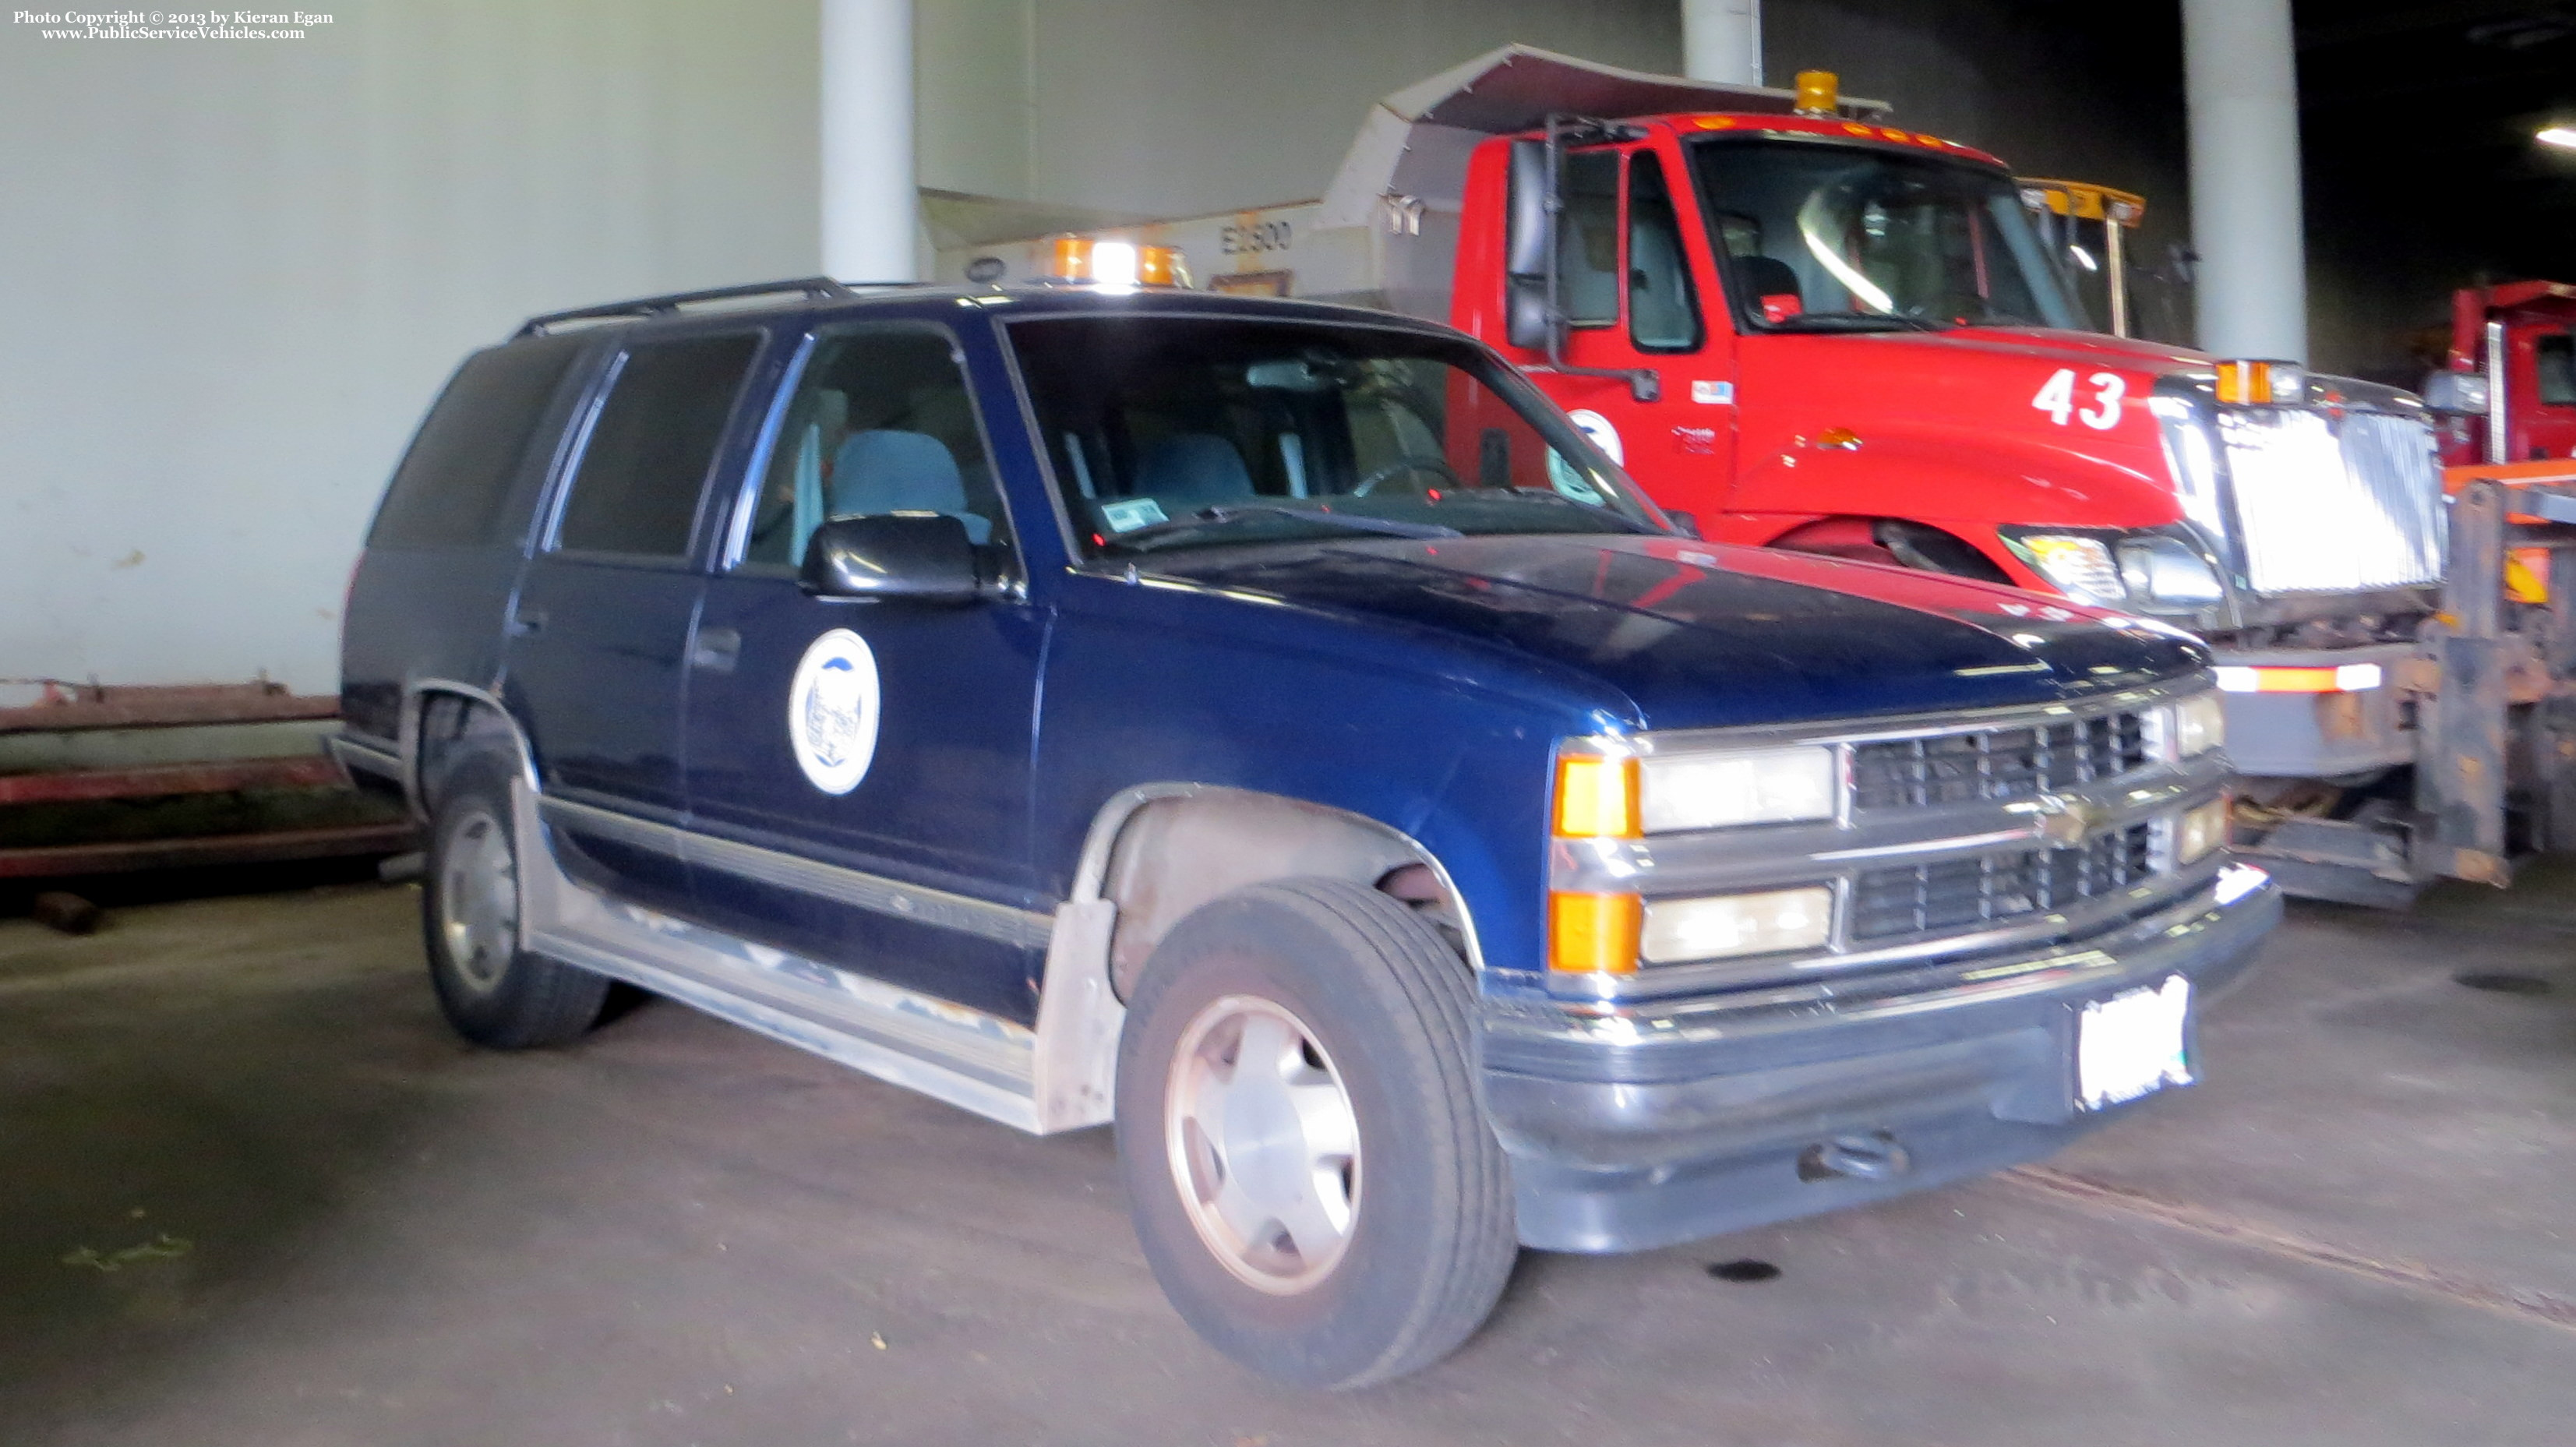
3, 870, 2573, 1446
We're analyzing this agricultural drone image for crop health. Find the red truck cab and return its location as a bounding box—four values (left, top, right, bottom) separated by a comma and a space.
1441, 90, 2449, 817
2433, 281, 2576, 466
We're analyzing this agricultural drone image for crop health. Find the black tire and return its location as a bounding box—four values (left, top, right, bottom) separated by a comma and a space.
1114, 877, 1516, 1389
420, 752, 608, 1049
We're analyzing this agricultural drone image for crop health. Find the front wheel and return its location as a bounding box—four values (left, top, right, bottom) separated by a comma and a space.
1114, 877, 1516, 1389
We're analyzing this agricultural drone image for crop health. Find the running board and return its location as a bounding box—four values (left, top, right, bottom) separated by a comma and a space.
510, 777, 1120, 1134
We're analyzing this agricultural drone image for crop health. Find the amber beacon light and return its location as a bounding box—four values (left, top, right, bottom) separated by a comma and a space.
1793, 69, 1840, 116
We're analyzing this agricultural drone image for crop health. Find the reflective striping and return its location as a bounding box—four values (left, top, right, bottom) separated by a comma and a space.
2212, 663, 2384, 694
538, 796, 1056, 951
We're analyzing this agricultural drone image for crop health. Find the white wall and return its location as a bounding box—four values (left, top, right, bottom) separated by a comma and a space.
0, 0, 819, 694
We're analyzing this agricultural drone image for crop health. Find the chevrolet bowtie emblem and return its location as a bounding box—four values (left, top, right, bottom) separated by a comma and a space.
2023, 794, 2105, 845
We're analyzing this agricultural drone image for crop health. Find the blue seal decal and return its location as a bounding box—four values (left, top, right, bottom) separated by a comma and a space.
786, 628, 881, 795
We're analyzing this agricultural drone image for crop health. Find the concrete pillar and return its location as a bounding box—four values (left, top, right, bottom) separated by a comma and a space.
1681, 0, 1761, 86
820, 0, 918, 281
2181, 0, 2306, 362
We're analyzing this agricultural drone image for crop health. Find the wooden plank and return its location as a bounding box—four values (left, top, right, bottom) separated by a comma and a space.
0, 756, 347, 806
0, 823, 417, 879
0, 683, 338, 734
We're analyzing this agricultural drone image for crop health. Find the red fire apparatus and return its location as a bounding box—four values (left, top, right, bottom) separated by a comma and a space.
943, 48, 2576, 908
2426, 281, 2576, 466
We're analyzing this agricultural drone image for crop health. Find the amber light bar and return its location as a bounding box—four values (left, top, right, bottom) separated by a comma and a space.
2214, 359, 2305, 406
1043, 235, 1191, 288
2212, 664, 2384, 694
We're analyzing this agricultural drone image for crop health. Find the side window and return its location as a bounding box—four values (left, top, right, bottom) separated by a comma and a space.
2537, 333, 2575, 408
554, 333, 760, 559
1556, 150, 1621, 326
1626, 152, 1703, 351
738, 325, 1008, 570
368, 334, 584, 549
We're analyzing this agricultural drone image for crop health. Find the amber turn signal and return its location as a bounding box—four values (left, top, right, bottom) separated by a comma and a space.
1548, 891, 1643, 974
1553, 755, 1641, 839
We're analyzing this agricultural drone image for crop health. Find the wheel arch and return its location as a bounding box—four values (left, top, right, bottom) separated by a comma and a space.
1764, 515, 2022, 584
400, 679, 537, 816
1070, 784, 1487, 997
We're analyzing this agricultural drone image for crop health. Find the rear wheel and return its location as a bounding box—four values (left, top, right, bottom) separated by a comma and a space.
421, 753, 608, 1049
1114, 877, 1516, 1389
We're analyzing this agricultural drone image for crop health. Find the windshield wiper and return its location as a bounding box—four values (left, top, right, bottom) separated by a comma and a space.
1103, 503, 1462, 551
1480, 487, 1659, 533
1766, 312, 1951, 334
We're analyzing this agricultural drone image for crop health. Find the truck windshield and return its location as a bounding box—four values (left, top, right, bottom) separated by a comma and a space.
1007, 315, 1666, 557
1691, 138, 2087, 334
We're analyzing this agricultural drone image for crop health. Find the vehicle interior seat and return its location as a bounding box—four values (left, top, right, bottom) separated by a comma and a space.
1734, 255, 1805, 317
829, 428, 992, 542
1133, 432, 1255, 512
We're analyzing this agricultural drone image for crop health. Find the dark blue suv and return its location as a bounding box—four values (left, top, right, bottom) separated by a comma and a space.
337, 277, 2278, 1388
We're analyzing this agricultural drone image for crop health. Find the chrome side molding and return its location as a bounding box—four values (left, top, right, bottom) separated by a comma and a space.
513, 776, 1121, 1134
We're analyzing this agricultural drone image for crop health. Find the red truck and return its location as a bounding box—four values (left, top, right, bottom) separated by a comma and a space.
944, 47, 2576, 908
2426, 281, 2576, 466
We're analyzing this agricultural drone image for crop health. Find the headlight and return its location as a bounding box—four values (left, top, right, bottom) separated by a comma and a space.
2006, 533, 2125, 605
2165, 795, 2229, 866
2115, 536, 2225, 605
1640, 886, 1834, 965
2004, 529, 2225, 611
2157, 691, 2225, 761
1639, 745, 1837, 833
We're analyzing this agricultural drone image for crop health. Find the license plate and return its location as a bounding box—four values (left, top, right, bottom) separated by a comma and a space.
2076, 975, 2193, 1110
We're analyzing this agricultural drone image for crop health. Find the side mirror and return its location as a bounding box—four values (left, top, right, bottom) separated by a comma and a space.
799, 514, 984, 605
1505, 139, 1551, 278
2419, 370, 2491, 418
1505, 139, 1554, 351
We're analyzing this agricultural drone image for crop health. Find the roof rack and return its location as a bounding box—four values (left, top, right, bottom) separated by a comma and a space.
511, 277, 919, 338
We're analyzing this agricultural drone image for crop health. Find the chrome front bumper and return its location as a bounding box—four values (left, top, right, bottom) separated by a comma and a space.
1478, 865, 2281, 1252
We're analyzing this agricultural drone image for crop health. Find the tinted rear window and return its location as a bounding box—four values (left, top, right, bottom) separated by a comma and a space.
368, 335, 584, 549
554, 333, 762, 558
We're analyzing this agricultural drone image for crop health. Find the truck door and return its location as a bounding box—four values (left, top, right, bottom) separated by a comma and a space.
681, 319, 1049, 1027
2522, 327, 2576, 461
506, 330, 763, 916
1528, 145, 1732, 528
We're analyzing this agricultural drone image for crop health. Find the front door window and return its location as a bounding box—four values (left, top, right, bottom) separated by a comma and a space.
736, 326, 1013, 573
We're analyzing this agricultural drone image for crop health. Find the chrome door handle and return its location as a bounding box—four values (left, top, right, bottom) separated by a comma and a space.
690, 626, 741, 672
506, 605, 547, 637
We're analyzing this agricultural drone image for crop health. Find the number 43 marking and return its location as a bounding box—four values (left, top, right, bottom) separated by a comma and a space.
2032, 368, 2124, 430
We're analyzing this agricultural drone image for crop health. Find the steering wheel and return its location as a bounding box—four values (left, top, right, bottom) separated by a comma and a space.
1351, 454, 1465, 496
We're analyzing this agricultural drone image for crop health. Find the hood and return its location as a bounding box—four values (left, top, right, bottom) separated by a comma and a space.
1140, 532, 2206, 731
1851, 325, 2207, 372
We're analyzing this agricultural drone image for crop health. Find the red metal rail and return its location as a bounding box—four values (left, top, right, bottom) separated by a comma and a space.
0, 681, 338, 733
0, 756, 347, 806
0, 823, 417, 879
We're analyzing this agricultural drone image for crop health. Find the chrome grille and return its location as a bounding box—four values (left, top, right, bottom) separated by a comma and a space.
1849, 822, 2158, 942
2222, 408, 2445, 595
1851, 711, 2150, 810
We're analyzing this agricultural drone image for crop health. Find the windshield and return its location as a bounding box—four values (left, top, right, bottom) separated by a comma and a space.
1690, 138, 2087, 333
1006, 315, 1665, 557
